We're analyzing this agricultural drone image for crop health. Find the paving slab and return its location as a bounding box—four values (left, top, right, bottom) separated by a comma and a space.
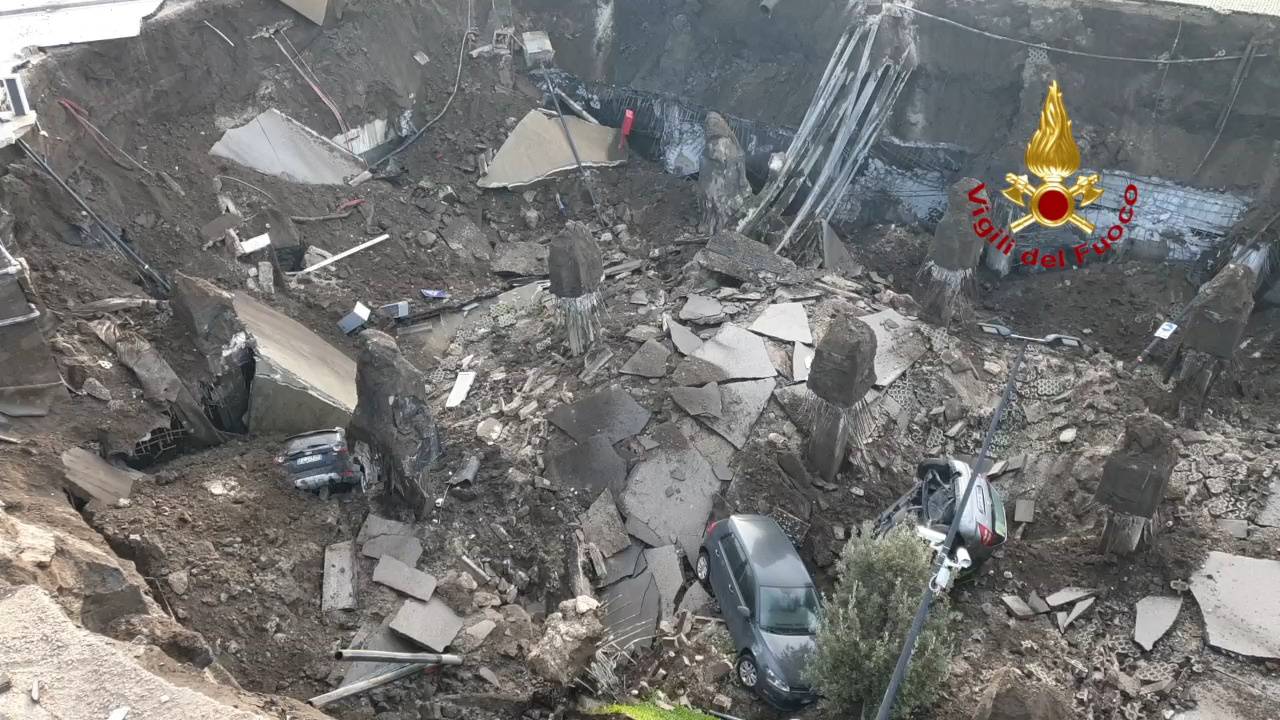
546, 435, 627, 497
1191, 551, 1280, 659
671, 356, 729, 386
1045, 586, 1097, 608
696, 379, 776, 449
792, 342, 814, 384
620, 339, 671, 378
361, 535, 424, 567
644, 545, 684, 625
547, 387, 651, 444
1133, 595, 1182, 651
390, 597, 465, 652
676, 416, 737, 476
357, 514, 416, 544
1001, 595, 1035, 618
1027, 591, 1051, 615
859, 308, 928, 387
621, 423, 720, 565
691, 324, 776, 380
1061, 596, 1096, 630
699, 230, 797, 282
580, 489, 631, 557
372, 555, 437, 602
749, 303, 813, 344
667, 316, 704, 355
669, 383, 724, 418
322, 541, 358, 611
597, 543, 649, 588
600, 570, 661, 651
491, 241, 548, 276
680, 295, 726, 324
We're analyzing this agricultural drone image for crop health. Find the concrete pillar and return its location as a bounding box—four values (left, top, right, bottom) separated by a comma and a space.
549, 221, 603, 299
807, 316, 877, 409
915, 178, 986, 327
1095, 412, 1176, 555
1166, 262, 1255, 423
698, 112, 753, 235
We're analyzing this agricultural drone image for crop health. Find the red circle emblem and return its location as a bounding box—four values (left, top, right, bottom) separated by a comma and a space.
1036, 188, 1070, 223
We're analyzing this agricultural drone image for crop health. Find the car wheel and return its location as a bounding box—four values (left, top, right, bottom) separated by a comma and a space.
695, 550, 711, 584
736, 653, 759, 689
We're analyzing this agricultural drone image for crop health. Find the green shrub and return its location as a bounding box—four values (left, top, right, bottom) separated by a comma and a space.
589, 703, 717, 720
806, 524, 955, 718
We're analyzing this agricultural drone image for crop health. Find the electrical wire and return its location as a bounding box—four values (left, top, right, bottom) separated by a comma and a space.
272, 31, 351, 146
885, 3, 1269, 64
373, 0, 474, 169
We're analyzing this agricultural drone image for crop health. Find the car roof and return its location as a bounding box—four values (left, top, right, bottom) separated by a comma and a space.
728, 514, 814, 587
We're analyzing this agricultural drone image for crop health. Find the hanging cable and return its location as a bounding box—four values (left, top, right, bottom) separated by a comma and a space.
537, 65, 606, 225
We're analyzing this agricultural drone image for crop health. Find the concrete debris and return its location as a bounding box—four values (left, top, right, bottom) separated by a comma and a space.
626, 324, 662, 342
322, 541, 358, 611
915, 178, 985, 326
199, 212, 242, 243
1256, 480, 1280, 528
527, 597, 605, 684
1002, 595, 1035, 618
1014, 499, 1036, 524
691, 324, 776, 380
669, 382, 724, 419
1026, 592, 1050, 615
666, 316, 704, 355
821, 220, 862, 277
361, 534, 424, 567
679, 295, 725, 325
548, 387, 651, 444
209, 109, 364, 185
579, 489, 631, 557
1180, 263, 1255, 359
677, 582, 712, 615
620, 339, 671, 378
597, 544, 648, 588
1218, 518, 1248, 539
1045, 587, 1097, 608
60, 448, 146, 506
601, 569, 661, 650
1096, 412, 1177, 517
1190, 551, 1280, 659
859, 308, 927, 388
698, 112, 753, 235
792, 341, 814, 384
445, 371, 477, 408
748, 302, 813, 344
477, 417, 504, 443
491, 241, 548, 276
458, 619, 497, 651
390, 598, 465, 652
621, 424, 720, 563
348, 331, 440, 504
971, 668, 1073, 720
697, 230, 796, 283
372, 555, 438, 602
522, 31, 555, 66
1058, 427, 1077, 443
1133, 595, 1182, 651
478, 109, 626, 189
548, 435, 627, 496
643, 545, 683, 625
442, 216, 494, 261
808, 315, 876, 408
1058, 596, 1095, 631
696, 378, 776, 449
357, 514, 415, 544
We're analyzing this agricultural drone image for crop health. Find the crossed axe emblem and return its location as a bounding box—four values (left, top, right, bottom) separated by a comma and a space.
1002, 173, 1104, 234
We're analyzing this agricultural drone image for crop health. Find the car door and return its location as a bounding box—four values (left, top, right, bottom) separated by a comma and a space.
716, 532, 754, 647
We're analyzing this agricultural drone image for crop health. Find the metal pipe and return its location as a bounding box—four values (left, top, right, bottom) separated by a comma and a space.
334, 649, 464, 664
307, 664, 429, 707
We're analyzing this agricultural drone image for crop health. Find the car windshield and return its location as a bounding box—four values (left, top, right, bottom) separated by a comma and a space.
758, 586, 820, 635
284, 432, 339, 455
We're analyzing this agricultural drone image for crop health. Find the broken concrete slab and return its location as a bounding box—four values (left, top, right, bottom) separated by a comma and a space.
671, 356, 730, 386
1218, 518, 1249, 539
209, 109, 364, 185
696, 379, 776, 449
60, 448, 145, 506
1060, 596, 1096, 630
597, 543, 648, 588
669, 382, 724, 419
459, 619, 497, 651
749, 303, 813, 344
1027, 592, 1051, 615
859, 308, 927, 388
679, 295, 725, 324
547, 387, 652, 444
372, 555, 437, 602
357, 514, 416, 544
677, 582, 712, 615
1191, 551, 1280, 659
361, 535, 424, 567
491, 241, 548, 276
620, 339, 671, 378
621, 423, 720, 564
478, 109, 627, 189
691, 324, 776, 381
773, 382, 818, 429
1133, 595, 1182, 651
1001, 595, 1035, 618
698, 230, 797, 283
792, 342, 814, 384
667, 316, 703, 355
390, 598, 465, 652
644, 545, 683, 625
821, 220, 862, 276
546, 435, 627, 497
443, 215, 495, 261
1045, 587, 1097, 608
626, 324, 662, 342
599, 569, 661, 651
322, 541, 358, 611
580, 489, 631, 557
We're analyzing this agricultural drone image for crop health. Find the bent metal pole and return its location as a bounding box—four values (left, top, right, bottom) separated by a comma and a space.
335, 649, 464, 664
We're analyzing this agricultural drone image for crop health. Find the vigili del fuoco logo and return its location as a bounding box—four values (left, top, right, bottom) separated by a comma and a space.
967, 81, 1140, 269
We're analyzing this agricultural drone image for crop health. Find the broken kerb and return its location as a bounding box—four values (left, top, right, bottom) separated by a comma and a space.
804, 315, 878, 481
549, 221, 605, 356
914, 178, 987, 327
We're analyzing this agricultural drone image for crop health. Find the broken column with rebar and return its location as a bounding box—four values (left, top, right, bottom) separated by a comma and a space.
1163, 262, 1255, 425
698, 112, 753, 235
805, 315, 878, 481
914, 177, 986, 327
1095, 412, 1177, 555
549, 221, 604, 356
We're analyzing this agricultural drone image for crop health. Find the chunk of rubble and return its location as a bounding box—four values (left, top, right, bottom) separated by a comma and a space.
372, 555, 437, 602
680, 295, 725, 324
626, 324, 662, 342
357, 513, 415, 544
1001, 595, 1035, 618
1057, 596, 1095, 631
749, 302, 813, 344
697, 230, 797, 283
580, 489, 631, 557
478, 110, 626, 189
597, 543, 648, 588
792, 342, 814, 384
644, 545, 683, 625
340, 616, 420, 688
620, 339, 671, 378
971, 668, 1073, 720
209, 108, 364, 184
1190, 551, 1280, 659
669, 383, 724, 419
601, 570, 661, 650
1133, 595, 1182, 651
666, 316, 703, 355
546, 435, 627, 496
547, 387, 652, 444
490, 241, 548, 276
691, 324, 776, 381
696, 378, 776, 449
61, 448, 145, 506
1027, 591, 1050, 615
1045, 587, 1097, 608
821, 220, 862, 276
361, 535, 424, 567
858, 308, 927, 388
390, 598, 464, 652
621, 424, 720, 563
528, 596, 605, 684
322, 541, 358, 611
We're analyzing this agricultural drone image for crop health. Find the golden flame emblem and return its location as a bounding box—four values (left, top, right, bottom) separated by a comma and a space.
1002, 81, 1102, 234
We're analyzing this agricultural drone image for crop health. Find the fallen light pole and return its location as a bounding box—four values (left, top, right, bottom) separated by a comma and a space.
872, 322, 1082, 720
334, 649, 464, 664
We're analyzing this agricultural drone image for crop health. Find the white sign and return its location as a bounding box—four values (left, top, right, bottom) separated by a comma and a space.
1154, 321, 1178, 340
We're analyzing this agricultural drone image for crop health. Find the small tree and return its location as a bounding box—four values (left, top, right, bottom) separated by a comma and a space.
806, 524, 955, 718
